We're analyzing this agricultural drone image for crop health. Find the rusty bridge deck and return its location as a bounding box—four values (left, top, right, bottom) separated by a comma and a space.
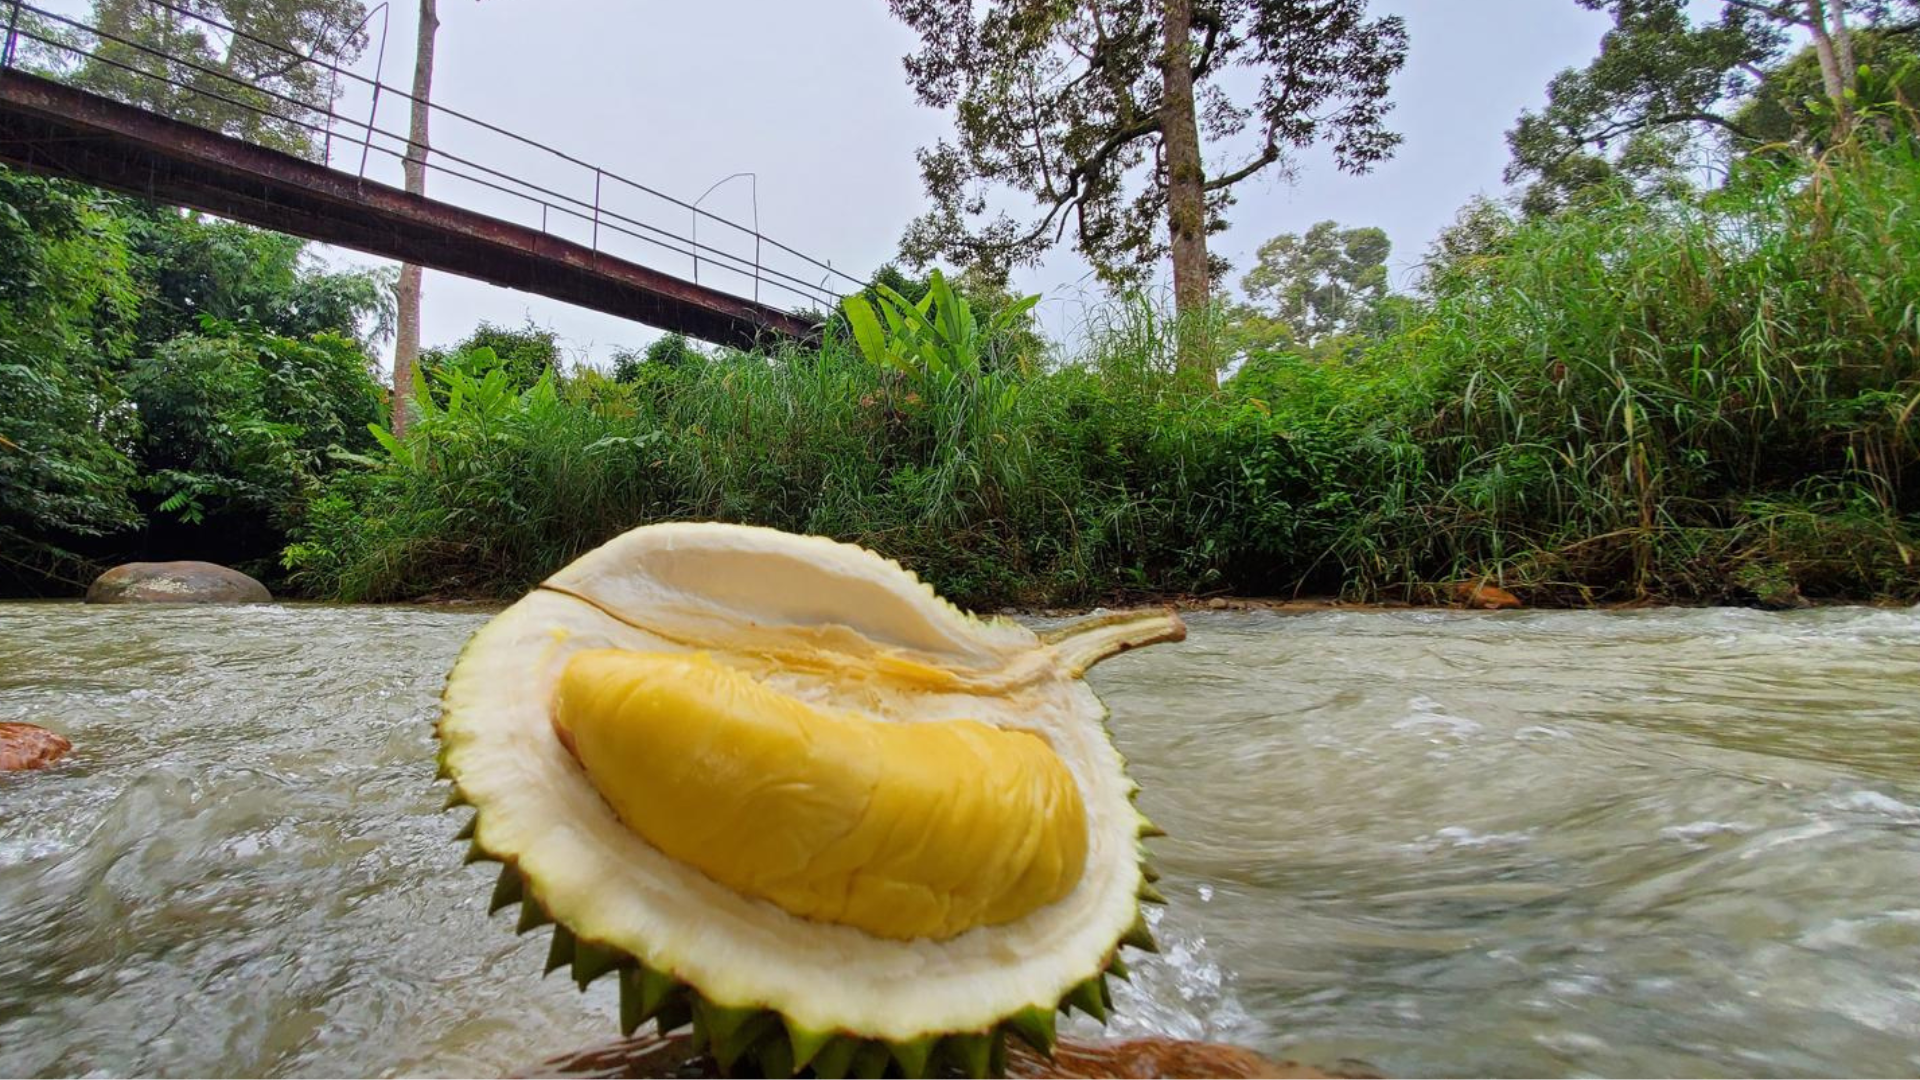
0, 70, 818, 349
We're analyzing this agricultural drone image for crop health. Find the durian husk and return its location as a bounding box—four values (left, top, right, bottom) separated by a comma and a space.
437, 524, 1184, 1078
530, 1030, 1370, 1080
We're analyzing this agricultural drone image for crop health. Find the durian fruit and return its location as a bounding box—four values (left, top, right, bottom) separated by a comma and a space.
437, 523, 1184, 1078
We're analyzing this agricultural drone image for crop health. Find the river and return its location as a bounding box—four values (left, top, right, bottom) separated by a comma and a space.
1, 603, 1917, 1077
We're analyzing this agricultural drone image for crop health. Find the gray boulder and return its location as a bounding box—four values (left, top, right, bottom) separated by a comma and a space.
85, 561, 272, 605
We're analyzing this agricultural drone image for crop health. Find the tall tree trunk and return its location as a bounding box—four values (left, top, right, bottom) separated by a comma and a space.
1803, 0, 1853, 129
1159, 0, 1212, 383
1829, 0, 1858, 90
391, 0, 438, 436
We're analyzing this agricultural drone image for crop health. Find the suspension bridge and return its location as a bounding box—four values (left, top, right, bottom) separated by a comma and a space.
0, 0, 856, 348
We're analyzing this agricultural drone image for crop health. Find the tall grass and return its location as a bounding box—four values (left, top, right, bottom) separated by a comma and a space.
1364, 135, 1920, 601
288, 136, 1920, 607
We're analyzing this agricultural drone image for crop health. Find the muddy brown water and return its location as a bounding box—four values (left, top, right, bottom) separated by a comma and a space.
1, 603, 1917, 1077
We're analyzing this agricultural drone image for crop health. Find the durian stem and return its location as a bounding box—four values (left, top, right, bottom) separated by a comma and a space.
1041, 610, 1187, 675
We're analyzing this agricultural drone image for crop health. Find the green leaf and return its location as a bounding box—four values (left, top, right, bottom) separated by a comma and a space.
367, 422, 404, 460
840, 296, 890, 369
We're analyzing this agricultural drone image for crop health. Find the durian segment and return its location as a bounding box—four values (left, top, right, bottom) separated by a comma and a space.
554, 649, 1088, 941
439, 524, 1184, 1046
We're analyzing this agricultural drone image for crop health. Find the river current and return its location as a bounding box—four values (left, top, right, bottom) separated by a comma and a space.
1, 603, 1917, 1077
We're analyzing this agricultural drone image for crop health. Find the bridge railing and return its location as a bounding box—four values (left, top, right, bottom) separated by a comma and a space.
0, 0, 865, 317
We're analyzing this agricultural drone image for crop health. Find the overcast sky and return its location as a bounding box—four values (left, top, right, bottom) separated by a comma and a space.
310, 1, 1627, 367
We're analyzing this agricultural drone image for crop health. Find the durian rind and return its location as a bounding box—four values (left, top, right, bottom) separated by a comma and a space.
437, 523, 1178, 1063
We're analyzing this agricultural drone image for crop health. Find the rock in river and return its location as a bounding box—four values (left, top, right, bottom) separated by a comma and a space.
0, 723, 71, 773
85, 561, 271, 605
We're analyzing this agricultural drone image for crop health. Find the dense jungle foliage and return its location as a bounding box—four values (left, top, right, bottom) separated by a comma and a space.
287, 131, 1917, 609
0, 168, 394, 593
3, 129, 1917, 608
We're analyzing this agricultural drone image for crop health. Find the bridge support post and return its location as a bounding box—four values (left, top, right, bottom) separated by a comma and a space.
3, 0, 21, 70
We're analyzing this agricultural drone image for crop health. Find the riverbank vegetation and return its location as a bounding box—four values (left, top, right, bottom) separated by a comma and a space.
3, 129, 1916, 608
274, 131, 1918, 608
3, 0, 1918, 609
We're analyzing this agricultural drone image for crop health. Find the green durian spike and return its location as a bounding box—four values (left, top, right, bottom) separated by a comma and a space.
1107, 953, 1131, 981
1121, 912, 1159, 953
618, 964, 682, 1036
1137, 813, 1167, 838
850, 1042, 892, 1079
571, 939, 620, 989
888, 1034, 939, 1079
941, 1032, 995, 1079
1066, 976, 1107, 1023
515, 896, 551, 935
713, 1009, 776, 1073
1098, 972, 1115, 1011
487, 866, 523, 915
1142, 861, 1161, 883
1139, 881, 1168, 905
652, 997, 693, 1036
756, 1037, 795, 1080
687, 1015, 708, 1056
618, 977, 643, 1038
1002, 1005, 1057, 1057
695, 1000, 755, 1043
807, 1036, 861, 1080
618, 957, 679, 1037
692, 1000, 765, 1072
782, 1020, 835, 1073
544, 923, 575, 975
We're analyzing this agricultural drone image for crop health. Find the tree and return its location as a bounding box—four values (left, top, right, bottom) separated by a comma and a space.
33, 0, 371, 159
127, 324, 382, 558
1239, 220, 1389, 346
0, 169, 142, 587
889, 0, 1408, 376
1418, 195, 1518, 294
1733, 25, 1920, 145
1506, 0, 1920, 213
420, 320, 561, 394
127, 207, 395, 349
391, 0, 438, 436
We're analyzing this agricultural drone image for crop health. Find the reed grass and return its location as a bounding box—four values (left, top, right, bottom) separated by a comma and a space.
287, 136, 1919, 607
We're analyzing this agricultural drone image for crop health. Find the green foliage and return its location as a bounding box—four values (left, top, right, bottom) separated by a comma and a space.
286, 360, 674, 600
1239, 222, 1392, 346
1733, 29, 1920, 148
891, 0, 1407, 287
1506, 0, 1918, 214
420, 321, 563, 394
0, 166, 391, 594
22, 0, 372, 160
127, 207, 396, 350
127, 322, 381, 541
0, 170, 142, 588
293, 134, 1920, 609
841, 269, 1041, 385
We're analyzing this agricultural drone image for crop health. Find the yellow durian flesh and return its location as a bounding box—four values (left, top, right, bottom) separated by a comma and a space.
553, 649, 1088, 941
437, 522, 1184, 1063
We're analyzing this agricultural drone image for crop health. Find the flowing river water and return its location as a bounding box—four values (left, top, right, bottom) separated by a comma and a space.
1, 602, 1918, 1077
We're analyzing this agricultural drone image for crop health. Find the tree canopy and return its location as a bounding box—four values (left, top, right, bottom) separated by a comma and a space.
1507, 0, 1920, 214
1239, 220, 1390, 346
890, 0, 1407, 364
26, 0, 371, 159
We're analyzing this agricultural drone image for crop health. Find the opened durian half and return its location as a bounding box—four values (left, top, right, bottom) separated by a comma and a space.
436, 523, 1184, 1078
